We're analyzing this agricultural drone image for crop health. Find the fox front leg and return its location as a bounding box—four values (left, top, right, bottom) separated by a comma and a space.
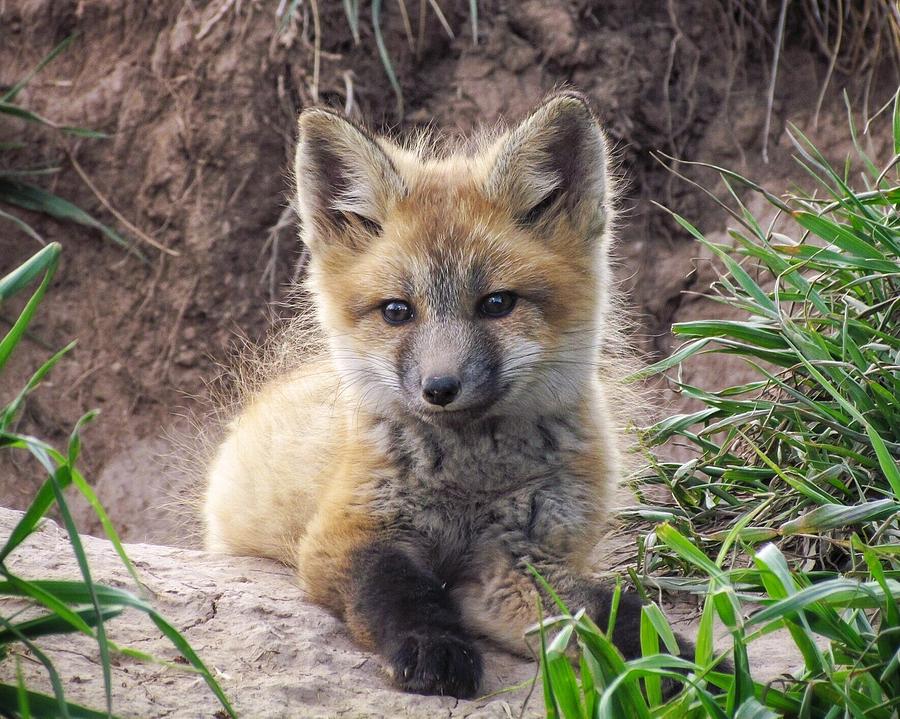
344, 541, 483, 698
457, 550, 700, 701
456, 550, 646, 660
527, 556, 646, 657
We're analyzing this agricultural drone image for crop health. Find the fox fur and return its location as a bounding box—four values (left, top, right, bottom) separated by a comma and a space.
203, 92, 671, 698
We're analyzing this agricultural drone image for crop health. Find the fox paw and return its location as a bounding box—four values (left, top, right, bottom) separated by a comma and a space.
386, 631, 482, 698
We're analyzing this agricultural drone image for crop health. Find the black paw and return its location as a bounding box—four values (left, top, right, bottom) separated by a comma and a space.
661, 674, 685, 701
387, 631, 483, 698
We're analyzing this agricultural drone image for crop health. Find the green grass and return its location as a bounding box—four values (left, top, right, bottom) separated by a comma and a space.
531, 529, 898, 718
0, 245, 235, 718
626, 92, 900, 572
0, 36, 229, 719
531, 93, 900, 718
0, 35, 141, 259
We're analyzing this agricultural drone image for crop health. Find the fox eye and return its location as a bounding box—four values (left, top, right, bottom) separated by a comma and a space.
382, 299, 414, 324
478, 291, 517, 318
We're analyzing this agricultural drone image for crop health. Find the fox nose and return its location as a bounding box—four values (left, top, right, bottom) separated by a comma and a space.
422, 375, 461, 406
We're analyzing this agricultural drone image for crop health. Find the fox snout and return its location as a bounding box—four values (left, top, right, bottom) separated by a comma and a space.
412, 364, 499, 420
401, 323, 503, 419
421, 375, 461, 406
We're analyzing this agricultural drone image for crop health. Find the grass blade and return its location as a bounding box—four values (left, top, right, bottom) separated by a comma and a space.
0, 35, 77, 103
0, 685, 116, 719
0, 243, 59, 303
0, 606, 123, 645
0, 248, 58, 372
372, 0, 404, 118
0, 180, 140, 259
0, 208, 45, 244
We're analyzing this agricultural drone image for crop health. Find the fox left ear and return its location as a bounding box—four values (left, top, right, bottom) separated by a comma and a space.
485, 92, 610, 236
295, 109, 405, 253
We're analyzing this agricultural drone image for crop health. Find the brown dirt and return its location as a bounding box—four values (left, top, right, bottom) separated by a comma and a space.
0, 0, 894, 544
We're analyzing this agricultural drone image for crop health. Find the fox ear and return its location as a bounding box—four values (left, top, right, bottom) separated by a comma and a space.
295, 109, 405, 252
485, 92, 609, 235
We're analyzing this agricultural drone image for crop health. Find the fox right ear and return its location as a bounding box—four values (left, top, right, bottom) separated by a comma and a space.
295, 109, 405, 253
485, 92, 610, 238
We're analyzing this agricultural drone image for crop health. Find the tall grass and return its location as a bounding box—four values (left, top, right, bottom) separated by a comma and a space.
627, 93, 900, 573
0, 36, 140, 259
531, 93, 900, 718
0, 245, 235, 718
531, 530, 898, 718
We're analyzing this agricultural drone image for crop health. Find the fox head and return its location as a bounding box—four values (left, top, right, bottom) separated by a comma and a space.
294, 93, 616, 426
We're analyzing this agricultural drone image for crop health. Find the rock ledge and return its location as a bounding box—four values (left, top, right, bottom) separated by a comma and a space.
0, 508, 539, 718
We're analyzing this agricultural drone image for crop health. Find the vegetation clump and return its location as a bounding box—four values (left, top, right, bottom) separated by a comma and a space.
531, 96, 900, 719
633, 103, 900, 573
0, 244, 236, 719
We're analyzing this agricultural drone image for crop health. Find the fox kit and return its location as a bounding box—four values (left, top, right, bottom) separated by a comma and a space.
205, 92, 665, 698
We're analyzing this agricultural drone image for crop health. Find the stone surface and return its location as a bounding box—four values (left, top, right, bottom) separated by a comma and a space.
0, 508, 540, 718
0, 507, 808, 718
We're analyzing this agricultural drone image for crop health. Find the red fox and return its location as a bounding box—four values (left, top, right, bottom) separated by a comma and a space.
204, 92, 670, 698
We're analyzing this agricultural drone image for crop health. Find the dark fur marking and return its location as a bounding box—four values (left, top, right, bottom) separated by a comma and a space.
470, 332, 505, 408
351, 212, 382, 236
400, 275, 416, 302
519, 187, 564, 226
525, 493, 539, 539
397, 331, 420, 410
542, 100, 594, 212
425, 249, 464, 315
552, 414, 580, 437
536, 419, 559, 452
484, 416, 501, 451
466, 258, 489, 298
431, 445, 445, 473
385, 420, 415, 476
348, 542, 482, 698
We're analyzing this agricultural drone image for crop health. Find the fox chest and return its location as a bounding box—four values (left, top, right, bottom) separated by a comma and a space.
372, 416, 596, 575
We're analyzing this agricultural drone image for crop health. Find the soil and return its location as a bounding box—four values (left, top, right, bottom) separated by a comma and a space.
0, 0, 895, 544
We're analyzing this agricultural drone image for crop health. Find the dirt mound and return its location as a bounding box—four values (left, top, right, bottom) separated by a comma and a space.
0, 0, 892, 543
